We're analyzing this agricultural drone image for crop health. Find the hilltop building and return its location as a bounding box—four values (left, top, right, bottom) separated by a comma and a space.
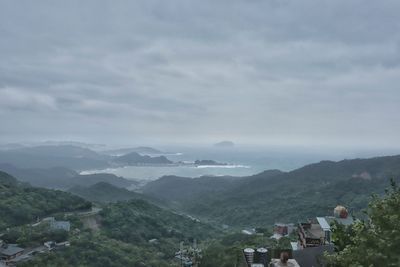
241, 248, 300, 267
271, 223, 295, 240
274, 223, 295, 236
298, 220, 326, 248
238, 206, 353, 266
271, 258, 300, 267
32, 217, 71, 232
50, 220, 71, 232
0, 244, 24, 262
44, 217, 71, 232
297, 205, 353, 249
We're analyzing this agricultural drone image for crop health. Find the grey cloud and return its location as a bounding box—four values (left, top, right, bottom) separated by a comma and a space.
0, 0, 400, 146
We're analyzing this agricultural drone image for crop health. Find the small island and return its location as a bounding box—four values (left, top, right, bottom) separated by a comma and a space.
104, 146, 164, 156
194, 159, 228, 166
113, 152, 173, 165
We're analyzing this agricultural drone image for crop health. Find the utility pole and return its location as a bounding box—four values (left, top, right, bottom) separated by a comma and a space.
180, 241, 184, 267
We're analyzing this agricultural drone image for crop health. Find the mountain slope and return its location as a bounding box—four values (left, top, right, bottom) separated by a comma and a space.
0, 163, 135, 189
142, 155, 400, 226
142, 170, 282, 204
0, 145, 109, 170
0, 170, 91, 230
68, 182, 145, 203
16, 190, 219, 267
100, 199, 219, 244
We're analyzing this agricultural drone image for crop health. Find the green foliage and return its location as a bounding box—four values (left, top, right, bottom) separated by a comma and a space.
18, 232, 180, 267
100, 199, 218, 243
326, 180, 400, 267
2, 224, 69, 247
143, 156, 400, 227
329, 221, 355, 252
68, 182, 145, 203
18, 199, 220, 267
0, 170, 220, 266
0, 171, 92, 230
255, 227, 272, 236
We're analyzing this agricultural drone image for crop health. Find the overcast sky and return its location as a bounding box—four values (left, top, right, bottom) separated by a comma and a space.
0, 0, 399, 147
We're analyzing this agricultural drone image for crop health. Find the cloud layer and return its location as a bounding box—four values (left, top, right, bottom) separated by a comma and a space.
1, 0, 400, 146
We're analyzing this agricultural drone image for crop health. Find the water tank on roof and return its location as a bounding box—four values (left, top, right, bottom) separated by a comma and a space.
244, 248, 255, 264
255, 247, 268, 265
334, 205, 348, 218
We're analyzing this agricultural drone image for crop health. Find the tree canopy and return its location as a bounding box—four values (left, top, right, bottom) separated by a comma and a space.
326, 180, 400, 267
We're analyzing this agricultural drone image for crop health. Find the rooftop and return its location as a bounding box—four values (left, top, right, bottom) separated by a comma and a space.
325, 216, 354, 226
0, 246, 24, 256
293, 244, 334, 267
316, 217, 331, 231
271, 258, 300, 267
51, 220, 71, 231
299, 223, 324, 239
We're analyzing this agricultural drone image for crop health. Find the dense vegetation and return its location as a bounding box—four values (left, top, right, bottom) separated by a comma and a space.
143, 156, 400, 226
68, 182, 145, 203
2, 224, 69, 247
0, 163, 135, 189
100, 199, 218, 244
14, 193, 220, 266
142, 174, 252, 205
326, 180, 400, 267
0, 171, 91, 230
18, 231, 181, 267
2, 153, 400, 266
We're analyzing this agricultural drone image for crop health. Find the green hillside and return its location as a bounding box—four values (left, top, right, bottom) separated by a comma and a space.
142, 170, 282, 205
100, 199, 218, 244
68, 182, 146, 203
0, 170, 219, 266
0, 171, 92, 230
18, 199, 219, 267
0, 163, 136, 190
142, 155, 400, 226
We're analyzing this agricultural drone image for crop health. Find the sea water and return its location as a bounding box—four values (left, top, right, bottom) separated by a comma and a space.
81, 145, 364, 181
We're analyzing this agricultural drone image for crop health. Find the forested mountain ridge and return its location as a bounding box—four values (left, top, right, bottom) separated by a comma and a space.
0, 145, 109, 170
142, 170, 282, 205
142, 175, 245, 203
0, 145, 175, 171
2, 155, 400, 266
0, 171, 92, 230
0, 163, 136, 190
142, 155, 400, 226
0, 170, 18, 186
68, 182, 148, 203
100, 199, 219, 244
0, 169, 220, 266
19, 198, 220, 267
